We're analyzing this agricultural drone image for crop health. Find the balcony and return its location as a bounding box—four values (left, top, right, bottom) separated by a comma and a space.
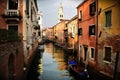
33, 20, 40, 30
1, 10, 22, 24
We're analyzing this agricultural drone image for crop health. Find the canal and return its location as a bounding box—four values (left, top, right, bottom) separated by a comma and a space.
27, 43, 75, 80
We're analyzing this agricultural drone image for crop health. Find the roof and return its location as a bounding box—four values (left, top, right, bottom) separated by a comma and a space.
52, 19, 69, 28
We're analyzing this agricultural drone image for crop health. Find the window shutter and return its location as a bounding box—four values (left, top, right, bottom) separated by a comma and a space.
104, 47, 111, 62
89, 1, 96, 16
89, 25, 95, 35
78, 28, 82, 36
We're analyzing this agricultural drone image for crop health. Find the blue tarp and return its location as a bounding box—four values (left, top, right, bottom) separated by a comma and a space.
69, 60, 77, 65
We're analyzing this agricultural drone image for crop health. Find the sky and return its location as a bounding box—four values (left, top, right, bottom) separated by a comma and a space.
37, 0, 83, 28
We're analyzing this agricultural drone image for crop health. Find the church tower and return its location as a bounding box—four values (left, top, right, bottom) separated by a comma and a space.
58, 3, 64, 22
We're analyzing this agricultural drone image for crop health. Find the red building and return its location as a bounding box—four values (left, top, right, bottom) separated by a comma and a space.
0, 0, 38, 80
77, 0, 97, 70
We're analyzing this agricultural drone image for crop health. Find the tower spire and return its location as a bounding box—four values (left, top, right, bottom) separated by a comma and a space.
58, 3, 64, 22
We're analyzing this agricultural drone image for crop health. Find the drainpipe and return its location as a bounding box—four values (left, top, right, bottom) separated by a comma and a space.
95, 0, 98, 68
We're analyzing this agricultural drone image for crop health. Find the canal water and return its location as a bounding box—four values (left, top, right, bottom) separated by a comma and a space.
27, 43, 75, 80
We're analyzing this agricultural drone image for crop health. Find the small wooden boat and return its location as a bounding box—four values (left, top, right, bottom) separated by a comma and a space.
68, 60, 89, 80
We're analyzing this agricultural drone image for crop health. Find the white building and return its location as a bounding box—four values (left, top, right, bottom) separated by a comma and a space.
58, 3, 64, 22
23, 0, 39, 63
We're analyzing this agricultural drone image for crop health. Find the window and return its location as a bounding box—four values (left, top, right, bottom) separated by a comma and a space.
8, 25, 18, 35
60, 15, 63, 18
9, 0, 18, 10
38, 17, 40, 20
84, 46, 88, 61
79, 10, 82, 20
90, 1, 96, 16
104, 47, 111, 62
105, 10, 112, 27
89, 25, 95, 35
62, 15, 63, 18
38, 31, 40, 36
78, 28, 82, 36
91, 48, 95, 59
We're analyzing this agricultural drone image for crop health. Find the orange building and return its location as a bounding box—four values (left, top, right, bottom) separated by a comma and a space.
46, 28, 53, 41
53, 19, 69, 46
77, 0, 97, 71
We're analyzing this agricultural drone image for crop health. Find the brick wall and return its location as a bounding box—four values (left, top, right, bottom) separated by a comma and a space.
0, 42, 24, 80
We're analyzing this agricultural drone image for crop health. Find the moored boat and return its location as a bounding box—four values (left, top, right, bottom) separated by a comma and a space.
68, 60, 90, 80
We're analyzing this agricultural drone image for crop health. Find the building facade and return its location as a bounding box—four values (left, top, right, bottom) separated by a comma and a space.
0, 0, 39, 79
37, 12, 43, 41
46, 28, 53, 41
0, 0, 24, 79
98, 0, 120, 79
66, 15, 78, 54
53, 19, 69, 46
77, 0, 97, 69
24, 0, 39, 65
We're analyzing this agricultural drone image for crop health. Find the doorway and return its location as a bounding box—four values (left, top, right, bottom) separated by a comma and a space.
8, 54, 15, 80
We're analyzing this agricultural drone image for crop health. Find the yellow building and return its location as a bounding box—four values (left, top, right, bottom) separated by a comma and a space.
98, 0, 120, 79
66, 15, 78, 52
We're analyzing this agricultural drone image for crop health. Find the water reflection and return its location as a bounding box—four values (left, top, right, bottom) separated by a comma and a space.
27, 43, 75, 80
27, 49, 42, 80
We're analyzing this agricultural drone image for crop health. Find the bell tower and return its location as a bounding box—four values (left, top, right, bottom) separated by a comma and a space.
58, 3, 64, 22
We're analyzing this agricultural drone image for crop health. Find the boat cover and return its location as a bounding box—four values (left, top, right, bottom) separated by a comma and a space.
69, 60, 77, 65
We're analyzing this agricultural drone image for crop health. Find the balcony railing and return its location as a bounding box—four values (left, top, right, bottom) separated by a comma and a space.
5, 10, 19, 16
1, 10, 22, 23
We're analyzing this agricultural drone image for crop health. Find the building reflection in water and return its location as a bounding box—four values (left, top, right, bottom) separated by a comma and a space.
27, 43, 74, 80
53, 46, 67, 71
38, 58, 43, 74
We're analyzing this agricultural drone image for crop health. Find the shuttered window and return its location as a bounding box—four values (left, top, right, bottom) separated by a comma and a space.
104, 47, 111, 62
91, 48, 95, 59
90, 1, 96, 16
89, 25, 95, 35
78, 28, 82, 36
79, 10, 82, 20
105, 10, 112, 27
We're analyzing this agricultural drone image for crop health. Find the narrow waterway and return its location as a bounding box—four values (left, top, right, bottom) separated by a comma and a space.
27, 43, 75, 80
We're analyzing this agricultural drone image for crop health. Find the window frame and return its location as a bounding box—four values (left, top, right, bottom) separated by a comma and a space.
89, 25, 95, 36
89, 1, 96, 16
105, 10, 112, 27
90, 47, 95, 60
79, 10, 82, 20
8, 0, 19, 10
78, 28, 82, 36
103, 46, 112, 63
